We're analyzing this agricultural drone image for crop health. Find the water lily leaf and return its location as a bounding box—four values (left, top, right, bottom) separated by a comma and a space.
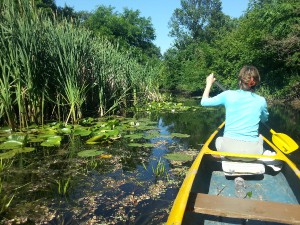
106, 119, 120, 128
143, 143, 156, 147
86, 134, 107, 144
73, 128, 91, 136
123, 133, 144, 139
60, 127, 72, 134
0, 149, 16, 159
28, 137, 44, 143
137, 125, 157, 131
97, 154, 112, 159
8, 134, 27, 143
80, 117, 95, 125
128, 143, 143, 147
86, 141, 98, 145
15, 147, 35, 153
128, 143, 155, 148
105, 129, 119, 136
164, 153, 193, 162
41, 136, 62, 147
78, 150, 104, 157
0, 140, 23, 150
144, 131, 160, 139
41, 129, 57, 135
170, 133, 190, 138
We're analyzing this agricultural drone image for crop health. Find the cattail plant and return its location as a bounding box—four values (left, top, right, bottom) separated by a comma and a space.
0, 0, 162, 130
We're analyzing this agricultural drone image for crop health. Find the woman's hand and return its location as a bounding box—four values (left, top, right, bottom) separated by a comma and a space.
206, 73, 215, 86
202, 73, 215, 99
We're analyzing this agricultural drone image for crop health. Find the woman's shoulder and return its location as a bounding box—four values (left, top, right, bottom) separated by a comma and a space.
251, 92, 267, 103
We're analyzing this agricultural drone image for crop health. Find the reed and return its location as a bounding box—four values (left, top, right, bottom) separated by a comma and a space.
0, 0, 162, 129
0, 59, 16, 131
0, 178, 15, 214
151, 158, 167, 179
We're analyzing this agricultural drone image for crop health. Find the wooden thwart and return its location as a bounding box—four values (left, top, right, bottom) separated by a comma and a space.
191, 193, 300, 224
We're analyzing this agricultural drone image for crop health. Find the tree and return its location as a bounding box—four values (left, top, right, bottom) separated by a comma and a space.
169, 0, 226, 44
83, 6, 160, 58
211, 0, 300, 93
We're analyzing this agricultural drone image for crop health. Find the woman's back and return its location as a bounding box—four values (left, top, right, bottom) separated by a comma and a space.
223, 90, 268, 141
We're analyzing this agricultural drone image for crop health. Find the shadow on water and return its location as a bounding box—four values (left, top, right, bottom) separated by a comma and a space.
0, 99, 299, 224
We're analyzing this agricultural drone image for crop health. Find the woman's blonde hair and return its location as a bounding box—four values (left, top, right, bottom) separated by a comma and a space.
238, 65, 260, 91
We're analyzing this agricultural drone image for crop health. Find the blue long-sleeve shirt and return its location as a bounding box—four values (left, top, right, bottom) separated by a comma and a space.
201, 90, 269, 142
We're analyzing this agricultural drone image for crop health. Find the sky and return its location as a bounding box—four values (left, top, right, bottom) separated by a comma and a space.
55, 0, 249, 54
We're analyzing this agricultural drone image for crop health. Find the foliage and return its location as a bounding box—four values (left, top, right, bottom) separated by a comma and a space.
163, 0, 300, 98
169, 0, 227, 44
82, 5, 161, 59
162, 41, 213, 91
164, 152, 193, 161
0, 0, 162, 129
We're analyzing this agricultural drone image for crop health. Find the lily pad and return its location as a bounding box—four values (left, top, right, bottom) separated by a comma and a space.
15, 147, 36, 153
0, 140, 23, 150
78, 150, 104, 157
128, 143, 155, 148
164, 152, 193, 162
73, 128, 91, 136
97, 154, 112, 159
171, 133, 190, 138
86, 134, 107, 144
144, 131, 160, 139
28, 137, 44, 143
60, 127, 72, 134
0, 149, 16, 159
41, 136, 62, 147
123, 133, 144, 139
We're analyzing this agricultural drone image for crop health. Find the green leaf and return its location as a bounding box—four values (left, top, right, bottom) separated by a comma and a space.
171, 133, 190, 138
73, 128, 91, 136
41, 136, 62, 147
77, 150, 104, 157
164, 152, 193, 162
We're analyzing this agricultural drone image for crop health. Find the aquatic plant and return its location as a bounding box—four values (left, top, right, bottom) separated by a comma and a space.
164, 152, 193, 162
142, 158, 168, 180
0, 158, 13, 173
53, 177, 72, 197
151, 158, 168, 180
0, 179, 14, 214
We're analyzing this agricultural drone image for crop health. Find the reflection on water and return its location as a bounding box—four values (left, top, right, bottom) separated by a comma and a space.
0, 100, 299, 224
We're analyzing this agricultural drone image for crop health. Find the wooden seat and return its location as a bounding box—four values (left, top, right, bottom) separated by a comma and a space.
190, 193, 300, 224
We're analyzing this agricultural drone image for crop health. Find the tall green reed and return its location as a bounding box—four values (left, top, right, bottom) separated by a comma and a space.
0, 59, 16, 131
0, 0, 162, 130
54, 22, 91, 124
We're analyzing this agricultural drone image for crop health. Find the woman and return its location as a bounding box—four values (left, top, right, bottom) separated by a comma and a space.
201, 65, 269, 157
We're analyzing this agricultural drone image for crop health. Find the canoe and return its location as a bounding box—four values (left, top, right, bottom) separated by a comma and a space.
166, 122, 300, 225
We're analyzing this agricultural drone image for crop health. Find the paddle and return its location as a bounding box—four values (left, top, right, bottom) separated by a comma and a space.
214, 80, 299, 154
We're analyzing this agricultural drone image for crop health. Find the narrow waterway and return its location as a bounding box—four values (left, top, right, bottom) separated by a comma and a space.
0, 100, 299, 224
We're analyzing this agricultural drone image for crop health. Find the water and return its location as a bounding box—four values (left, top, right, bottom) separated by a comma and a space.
0, 100, 299, 224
